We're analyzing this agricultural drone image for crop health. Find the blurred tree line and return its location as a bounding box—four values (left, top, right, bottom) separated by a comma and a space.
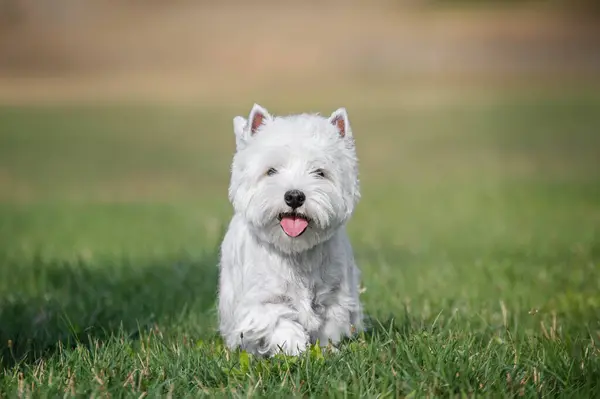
1, 0, 598, 30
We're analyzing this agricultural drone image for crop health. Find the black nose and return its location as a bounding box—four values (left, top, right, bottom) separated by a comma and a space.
284, 190, 306, 209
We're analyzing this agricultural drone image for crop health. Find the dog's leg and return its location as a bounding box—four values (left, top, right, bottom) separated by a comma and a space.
227, 304, 309, 356
268, 317, 310, 356
315, 275, 363, 347
316, 303, 352, 347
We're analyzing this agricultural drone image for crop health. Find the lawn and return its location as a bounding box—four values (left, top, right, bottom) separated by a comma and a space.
0, 88, 599, 397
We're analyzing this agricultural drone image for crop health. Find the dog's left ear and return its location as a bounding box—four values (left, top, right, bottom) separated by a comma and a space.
328, 108, 352, 138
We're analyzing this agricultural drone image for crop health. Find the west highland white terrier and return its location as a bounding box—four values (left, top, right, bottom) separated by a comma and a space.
217, 103, 363, 356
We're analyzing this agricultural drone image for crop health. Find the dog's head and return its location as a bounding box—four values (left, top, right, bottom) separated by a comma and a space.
229, 104, 360, 254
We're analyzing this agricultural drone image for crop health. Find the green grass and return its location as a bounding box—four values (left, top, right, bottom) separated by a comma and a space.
0, 89, 599, 397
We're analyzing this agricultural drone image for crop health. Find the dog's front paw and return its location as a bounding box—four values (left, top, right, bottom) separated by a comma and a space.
269, 321, 309, 356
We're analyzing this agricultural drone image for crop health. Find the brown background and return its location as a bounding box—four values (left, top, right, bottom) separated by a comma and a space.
1, 0, 599, 105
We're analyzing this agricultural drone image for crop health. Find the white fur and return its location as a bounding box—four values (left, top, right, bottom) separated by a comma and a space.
218, 104, 363, 357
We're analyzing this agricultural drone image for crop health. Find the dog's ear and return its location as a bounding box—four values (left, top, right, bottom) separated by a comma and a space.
233, 116, 248, 150
248, 103, 272, 135
328, 108, 351, 138
232, 104, 272, 150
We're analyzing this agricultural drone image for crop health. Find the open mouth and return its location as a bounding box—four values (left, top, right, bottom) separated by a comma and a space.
278, 212, 310, 238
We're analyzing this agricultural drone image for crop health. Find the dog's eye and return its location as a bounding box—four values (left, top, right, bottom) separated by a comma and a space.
313, 169, 326, 178
266, 168, 278, 176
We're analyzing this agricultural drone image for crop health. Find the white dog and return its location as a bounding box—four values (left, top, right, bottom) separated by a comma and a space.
217, 104, 364, 356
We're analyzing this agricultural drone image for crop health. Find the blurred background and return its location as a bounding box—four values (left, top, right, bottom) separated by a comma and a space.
0, 0, 598, 249
1, 0, 599, 105
0, 0, 599, 252
1, 0, 599, 202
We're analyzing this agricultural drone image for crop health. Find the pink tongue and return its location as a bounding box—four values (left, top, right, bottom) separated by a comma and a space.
280, 216, 309, 237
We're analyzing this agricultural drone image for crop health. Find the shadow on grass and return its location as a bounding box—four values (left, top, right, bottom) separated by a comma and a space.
0, 250, 219, 368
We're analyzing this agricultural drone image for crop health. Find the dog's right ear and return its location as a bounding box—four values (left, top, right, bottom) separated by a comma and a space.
232, 104, 272, 150
248, 103, 272, 135
233, 116, 248, 150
